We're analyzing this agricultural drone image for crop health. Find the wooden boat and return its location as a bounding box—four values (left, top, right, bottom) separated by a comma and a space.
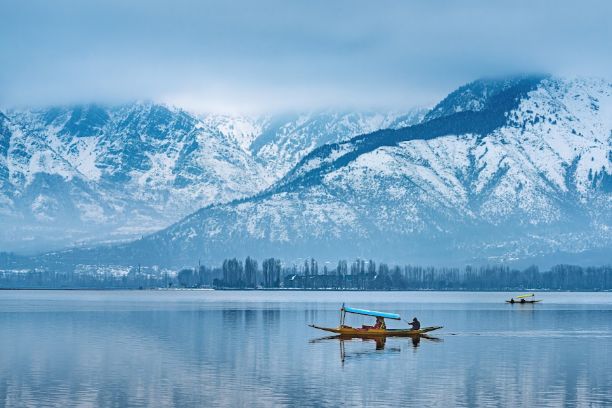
309, 324, 443, 337
506, 293, 542, 304
309, 333, 442, 343
309, 304, 443, 337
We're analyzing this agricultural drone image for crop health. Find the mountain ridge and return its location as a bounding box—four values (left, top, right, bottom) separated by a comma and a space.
14, 75, 610, 269
0, 104, 424, 252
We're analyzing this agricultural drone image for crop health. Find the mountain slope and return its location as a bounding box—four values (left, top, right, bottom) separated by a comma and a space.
57, 75, 612, 268
0, 105, 423, 252
249, 110, 427, 179
0, 104, 270, 251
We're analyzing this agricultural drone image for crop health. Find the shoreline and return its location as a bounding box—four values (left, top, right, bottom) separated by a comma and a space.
1, 287, 611, 292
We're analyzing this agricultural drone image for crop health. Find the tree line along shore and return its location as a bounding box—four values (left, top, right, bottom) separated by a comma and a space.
0, 258, 611, 291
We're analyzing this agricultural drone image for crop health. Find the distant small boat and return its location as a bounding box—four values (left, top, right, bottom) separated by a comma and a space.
309, 304, 443, 337
506, 293, 542, 304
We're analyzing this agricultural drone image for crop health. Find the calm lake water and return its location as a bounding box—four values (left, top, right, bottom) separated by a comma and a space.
1, 290, 611, 407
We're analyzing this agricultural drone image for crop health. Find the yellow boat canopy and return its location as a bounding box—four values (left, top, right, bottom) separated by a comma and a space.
516, 293, 535, 299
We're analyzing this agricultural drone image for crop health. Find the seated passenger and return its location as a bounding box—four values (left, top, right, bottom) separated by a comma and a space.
362, 316, 386, 330
373, 316, 386, 330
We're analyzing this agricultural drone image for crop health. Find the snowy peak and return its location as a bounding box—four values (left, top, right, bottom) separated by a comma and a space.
0, 103, 420, 252
199, 114, 267, 152
109, 75, 611, 267
273, 76, 546, 195
59, 105, 111, 137
425, 75, 549, 121
201, 109, 428, 179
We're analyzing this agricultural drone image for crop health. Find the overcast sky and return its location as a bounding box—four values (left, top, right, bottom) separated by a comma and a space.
1, 0, 610, 113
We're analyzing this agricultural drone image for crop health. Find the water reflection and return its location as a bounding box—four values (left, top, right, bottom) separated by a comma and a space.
310, 333, 442, 364
0, 291, 611, 407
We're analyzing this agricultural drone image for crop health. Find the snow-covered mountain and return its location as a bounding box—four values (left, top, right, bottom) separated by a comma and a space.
251, 111, 427, 179
199, 110, 427, 179
52, 75, 611, 268
0, 105, 423, 252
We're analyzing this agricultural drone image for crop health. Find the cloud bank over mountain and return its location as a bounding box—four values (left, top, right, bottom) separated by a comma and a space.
2, 0, 611, 112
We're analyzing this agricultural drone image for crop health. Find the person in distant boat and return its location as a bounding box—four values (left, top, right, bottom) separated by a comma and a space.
510, 298, 515, 303
520, 298, 526, 303
408, 317, 420, 331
